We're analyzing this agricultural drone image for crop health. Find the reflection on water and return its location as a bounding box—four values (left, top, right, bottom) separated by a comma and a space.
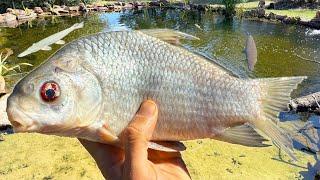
0, 8, 320, 177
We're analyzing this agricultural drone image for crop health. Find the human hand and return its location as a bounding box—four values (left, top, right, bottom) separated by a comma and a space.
79, 100, 191, 180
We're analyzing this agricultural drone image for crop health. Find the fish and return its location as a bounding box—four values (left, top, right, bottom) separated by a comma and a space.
306, 29, 320, 36
17, 22, 84, 57
245, 35, 257, 71
195, 24, 203, 31
7, 29, 306, 160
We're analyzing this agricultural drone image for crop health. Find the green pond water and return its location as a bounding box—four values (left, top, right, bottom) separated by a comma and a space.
0, 8, 320, 177
1, 8, 320, 96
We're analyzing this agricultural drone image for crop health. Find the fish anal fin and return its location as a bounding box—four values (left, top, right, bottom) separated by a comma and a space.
41, 46, 52, 51
140, 29, 199, 45
148, 141, 186, 152
215, 123, 270, 147
55, 40, 65, 45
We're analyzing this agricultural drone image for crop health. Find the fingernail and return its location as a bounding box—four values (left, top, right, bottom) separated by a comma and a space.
137, 100, 157, 117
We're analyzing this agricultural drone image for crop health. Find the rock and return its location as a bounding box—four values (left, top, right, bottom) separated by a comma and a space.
0, 13, 16, 23
283, 17, 300, 24
0, 76, 5, 94
316, 10, 320, 19
258, 0, 265, 9
267, 12, 276, 20
17, 12, 37, 21
266, 2, 275, 9
6, 8, 14, 13
275, 14, 287, 21
93, 6, 108, 11
123, 3, 134, 9
257, 8, 265, 18
79, 3, 87, 12
69, 6, 80, 12
34, 7, 43, 14
0, 94, 10, 127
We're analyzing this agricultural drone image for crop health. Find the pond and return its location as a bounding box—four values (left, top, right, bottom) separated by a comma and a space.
1, 8, 320, 95
0, 8, 320, 179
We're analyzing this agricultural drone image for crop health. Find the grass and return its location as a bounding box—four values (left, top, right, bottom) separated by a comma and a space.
265, 9, 318, 21
237, 1, 317, 21
0, 133, 316, 179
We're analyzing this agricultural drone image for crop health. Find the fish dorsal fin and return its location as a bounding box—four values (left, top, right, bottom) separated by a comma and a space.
53, 58, 81, 73
55, 40, 66, 45
139, 29, 200, 45
215, 123, 270, 147
148, 141, 186, 152
41, 46, 52, 51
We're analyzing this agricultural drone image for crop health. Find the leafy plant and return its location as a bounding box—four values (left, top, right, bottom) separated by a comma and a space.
222, 0, 239, 18
235, 5, 245, 19
0, 48, 33, 76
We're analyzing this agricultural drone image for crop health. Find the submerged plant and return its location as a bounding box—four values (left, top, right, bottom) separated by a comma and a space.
0, 48, 33, 77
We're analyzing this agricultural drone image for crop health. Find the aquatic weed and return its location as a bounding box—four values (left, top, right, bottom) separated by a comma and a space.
0, 48, 32, 77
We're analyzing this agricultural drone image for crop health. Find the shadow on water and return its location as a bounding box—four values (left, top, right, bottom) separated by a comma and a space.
1, 8, 320, 178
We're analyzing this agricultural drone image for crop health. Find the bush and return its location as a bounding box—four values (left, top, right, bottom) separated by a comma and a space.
222, 0, 239, 18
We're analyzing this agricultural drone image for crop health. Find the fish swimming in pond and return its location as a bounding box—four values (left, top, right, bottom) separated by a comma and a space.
194, 24, 203, 31
306, 29, 320, 36
7, 29, 306, 160
245, 35, 257, 71
17, 22, 84, 57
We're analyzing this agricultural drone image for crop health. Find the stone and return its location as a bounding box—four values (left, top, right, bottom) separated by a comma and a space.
275, 14, 287, 21
316, 10, 320, 19
34, 7, 43, 14
79, 3, 87, 12
267, 12, 276, 20
257, 8, 265, 18
258, 0, 265, 9
0, 94, 10, 127
266, 2, 275, 9
0, 13, 16, 23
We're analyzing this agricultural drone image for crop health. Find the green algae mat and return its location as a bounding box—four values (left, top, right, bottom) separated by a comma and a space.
0, 133, 315, 179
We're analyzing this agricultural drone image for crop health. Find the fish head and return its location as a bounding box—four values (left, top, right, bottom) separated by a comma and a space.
7, 48, 104, 134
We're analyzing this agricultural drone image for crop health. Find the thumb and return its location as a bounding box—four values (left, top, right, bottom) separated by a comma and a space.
122, 100, 158, 179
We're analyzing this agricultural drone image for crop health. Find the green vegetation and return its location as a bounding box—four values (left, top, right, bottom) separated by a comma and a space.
266, 9, 318, 21
236, 1, 317, 20
0, 48, 32, 77
222, 0, 239, 18
0, 133, 315, 179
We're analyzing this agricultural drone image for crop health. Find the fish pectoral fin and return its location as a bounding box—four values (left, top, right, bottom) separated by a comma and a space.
148, 141, 186, 152
214, 123, 270, 147
139, 29, 199, 45
55, 40, 66, 45
41, 46, 52, 51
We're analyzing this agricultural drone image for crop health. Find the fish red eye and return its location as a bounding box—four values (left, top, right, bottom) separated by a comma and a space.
40, 81, 60, 102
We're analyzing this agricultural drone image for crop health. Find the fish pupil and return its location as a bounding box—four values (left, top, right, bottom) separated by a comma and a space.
45, 89, 55, 99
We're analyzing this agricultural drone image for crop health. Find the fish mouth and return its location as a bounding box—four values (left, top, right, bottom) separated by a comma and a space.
7, 104, 40, 133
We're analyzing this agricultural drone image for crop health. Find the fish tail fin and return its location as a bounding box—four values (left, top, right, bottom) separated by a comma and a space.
253, 76, 307, 161
72, 22, 84, 29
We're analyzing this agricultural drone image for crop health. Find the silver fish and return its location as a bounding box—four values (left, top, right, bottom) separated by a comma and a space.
7, 29, 306, 159
195, 24, 203, 31
306, 29, 320, 36
245, 35, 257, 71
18, 22, 84, 57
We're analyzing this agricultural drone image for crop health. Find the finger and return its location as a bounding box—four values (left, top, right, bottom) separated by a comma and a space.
127, 100, 158, 140
122, 100, 158, 179
78, 139, 124, 179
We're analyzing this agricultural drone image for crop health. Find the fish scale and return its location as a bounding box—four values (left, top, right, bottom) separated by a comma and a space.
7, 30, 306, 159
67, 31, 262, 139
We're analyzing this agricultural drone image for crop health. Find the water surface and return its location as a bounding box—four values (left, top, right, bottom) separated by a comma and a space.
0, 8, 320, 178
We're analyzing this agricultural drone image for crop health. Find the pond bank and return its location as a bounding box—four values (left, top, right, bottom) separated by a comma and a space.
0, 1, 319, 29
